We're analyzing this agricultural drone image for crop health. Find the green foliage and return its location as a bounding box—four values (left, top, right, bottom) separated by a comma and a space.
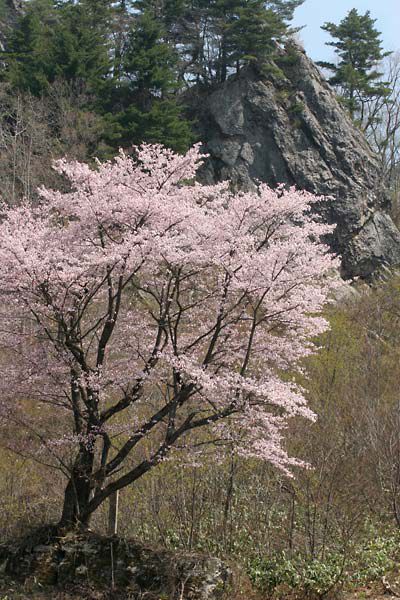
3, 0, 111, 96
2, 0, 192, 152
0, 0, 307, 151
0, 0, 8, 18
247, 553, 300, 591
317, 8, 391, 119
139, 0, 299, 84
50, 0, 111, 93
223, 1, 287, 76
123, 10, 179, 102
207, 0, 292, 82
265, 0, 304, 22
247, 552, 344, 597
247, 531, 400, 598
108, 98, 193, 153
352, 529, 400, 584
105, 9, 193, 152
3, 0, 57, 95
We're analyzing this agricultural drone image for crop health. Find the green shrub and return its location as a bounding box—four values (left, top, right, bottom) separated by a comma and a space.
247, 552, 344, 597
352, 532, 400, 584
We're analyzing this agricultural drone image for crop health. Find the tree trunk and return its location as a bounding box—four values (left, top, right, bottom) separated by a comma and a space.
220, 40, 227, 83
59, 448, 95, 529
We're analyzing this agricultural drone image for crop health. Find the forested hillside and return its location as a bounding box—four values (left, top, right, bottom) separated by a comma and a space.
0, 0, 302, 168
0, 2, 400, 599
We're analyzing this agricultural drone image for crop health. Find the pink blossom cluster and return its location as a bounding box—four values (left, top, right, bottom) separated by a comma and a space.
0, 143, 341, 488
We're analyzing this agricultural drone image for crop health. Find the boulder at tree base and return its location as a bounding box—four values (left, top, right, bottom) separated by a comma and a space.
0, 528, 230, 599
191, 42, 400, 279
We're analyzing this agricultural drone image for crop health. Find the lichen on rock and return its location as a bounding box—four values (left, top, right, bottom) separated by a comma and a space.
0, 528, 231, 600
190, 42, 400, 279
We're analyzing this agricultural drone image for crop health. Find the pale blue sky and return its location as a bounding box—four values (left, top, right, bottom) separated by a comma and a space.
292, 0, 400, 62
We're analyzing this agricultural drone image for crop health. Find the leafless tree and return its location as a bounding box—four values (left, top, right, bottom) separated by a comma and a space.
362, 53, 400, 220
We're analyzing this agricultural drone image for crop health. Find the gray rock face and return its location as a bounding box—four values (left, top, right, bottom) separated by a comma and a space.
192, 44, 400, 278
0, 528, 230, 599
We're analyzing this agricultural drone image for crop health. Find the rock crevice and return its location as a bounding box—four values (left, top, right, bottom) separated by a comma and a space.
191, 44, 400, 278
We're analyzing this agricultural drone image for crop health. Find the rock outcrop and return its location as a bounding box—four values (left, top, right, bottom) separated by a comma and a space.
191, 43, 400, 278
0, 527, 230, 599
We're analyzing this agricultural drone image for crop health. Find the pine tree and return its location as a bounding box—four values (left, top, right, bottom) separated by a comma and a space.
110, 0, 131, 82
4, 0, 112, 95
134, 0, 302, 85
107, 9, 192, 152
224, 0, 287, 79
48, 0, 111, 94
318, 9, 391, 120
3, 0, 57, 94
2, 0, 305, 153
265, 0, 304, 22
133, 0, 194, 78
179, 0, 295, 84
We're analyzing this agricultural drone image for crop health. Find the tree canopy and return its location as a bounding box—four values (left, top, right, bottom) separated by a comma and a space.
0, 0, 305, 154
318, 8, 391, 120
0, 144, 339, 527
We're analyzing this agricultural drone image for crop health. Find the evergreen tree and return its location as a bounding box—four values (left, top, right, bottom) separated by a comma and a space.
134, 0, 187, 26
133, 0, 301, 84
3, 0, 57, 94
182, 0, 296, 83
108, 9, 192, 152
224, 0, 287, 79
3, 0, 111, 95
2, 0, 306, 154
265, 0, 304, 22
111, 0, 132, 82
318, 9, 391, 120
132, 0, 194, 78
44, 0, 111, 94
210, 0, 294, 82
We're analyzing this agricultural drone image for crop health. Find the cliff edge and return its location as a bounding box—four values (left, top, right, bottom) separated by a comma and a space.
192, 43, 400, 278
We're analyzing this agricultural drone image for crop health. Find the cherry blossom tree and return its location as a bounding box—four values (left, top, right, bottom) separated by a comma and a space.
0, 144, 340, 528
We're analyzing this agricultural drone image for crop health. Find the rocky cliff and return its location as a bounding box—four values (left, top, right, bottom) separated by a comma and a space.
191, 43, 400, 279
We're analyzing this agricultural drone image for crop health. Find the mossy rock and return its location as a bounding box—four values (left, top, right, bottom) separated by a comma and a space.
0, 528, 231, 600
